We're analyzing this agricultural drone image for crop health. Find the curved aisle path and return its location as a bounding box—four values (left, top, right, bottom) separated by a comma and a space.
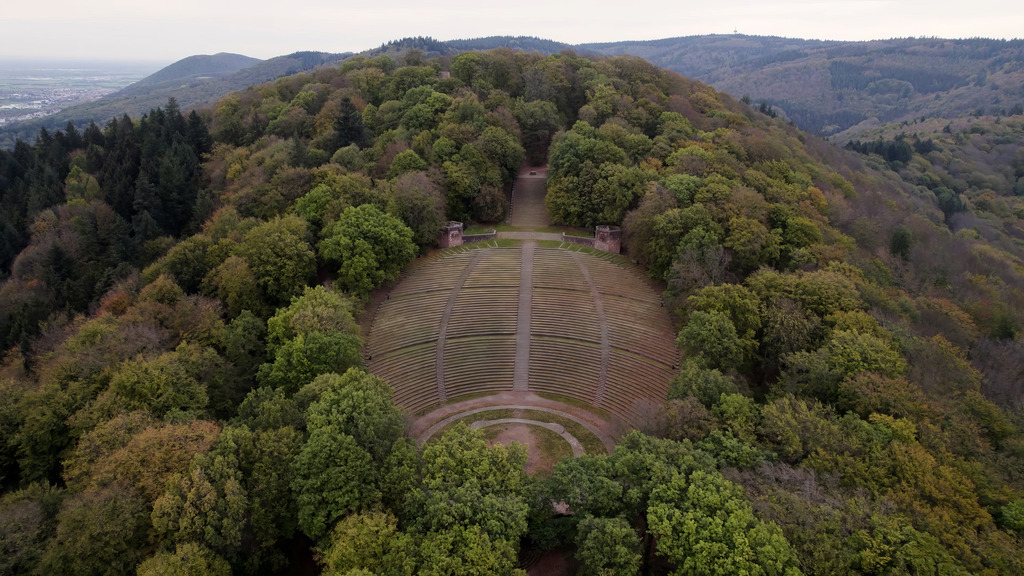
410, 391, 619, 453
469, 418, 587, 458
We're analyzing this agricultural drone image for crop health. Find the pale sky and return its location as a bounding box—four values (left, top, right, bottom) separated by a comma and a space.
2, 0, 1021, 65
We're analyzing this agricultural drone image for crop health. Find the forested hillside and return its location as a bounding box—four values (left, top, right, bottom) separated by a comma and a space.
583, 36, 1024, 138
1, 47, 1023, 575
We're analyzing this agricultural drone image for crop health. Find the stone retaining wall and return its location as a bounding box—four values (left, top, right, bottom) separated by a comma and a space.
560, 234, 595, 248
439, 221, 496, 247
463, 231, 497, 243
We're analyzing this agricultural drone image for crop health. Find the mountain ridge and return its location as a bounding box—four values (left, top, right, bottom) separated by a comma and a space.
3, 34, 1023, 147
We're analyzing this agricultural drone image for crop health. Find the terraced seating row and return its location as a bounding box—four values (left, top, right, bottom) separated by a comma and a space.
391, 251, 475, 296
447, 290, 519, 337
606, 350, 673, 401
531, 288, 600, 341
593, 350, 672, 423
377, 290, 450, 315
532, 249, 586, 290
580, 257, 662, 303
463, 249, 521, 288
370, 344, 438, 414
366, 292, 448, 356
601, 297, 678, 364
528, 336, 601, 403
443, 336, 516, 397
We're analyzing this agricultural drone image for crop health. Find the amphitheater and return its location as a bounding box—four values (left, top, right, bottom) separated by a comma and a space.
364, 169, 680, 454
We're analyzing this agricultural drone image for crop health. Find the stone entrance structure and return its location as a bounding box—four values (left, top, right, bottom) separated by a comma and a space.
595, 225, 622, 253
438, 221, 463, 248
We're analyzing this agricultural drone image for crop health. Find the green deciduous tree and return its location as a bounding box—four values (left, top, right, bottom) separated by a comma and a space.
232, 387, 302, 431
305, 369, 403, 462
725, 216, 780, 272
0, 484, 63, 575
291, 427, 379, 540
317, 509, 408, 576
144, 234, 214, 294
646, 204, 718, 280
781, 329, 906, 401
236, 216, 316, 306
109, 351, 207, 418
265, 285, 359, 356
416, 525, 520, 576
62, 417, 220, 503
668, 359, 738, 408
545, 456, 624, 519
647, 470, 802, 576
38, 485, 150, 576
409, 424, 529, 546
152, 423, 302, 572
318, 204, 416, 296
257, 331, 363, 394
476, 126, 525, 183
514, 99, 562, 164
390, 171, 446, 247
387, 149, 428, 180
137, 543, 232, 576
622, 187, 678, 268
676, 310, 746, 371
472, 184, 509, 223
574, 515, 642, 576
203, 255, 266, 318
151, 463, 248, 554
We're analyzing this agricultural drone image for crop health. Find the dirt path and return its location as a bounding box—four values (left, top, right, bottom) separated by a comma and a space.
509, 166, 551, 228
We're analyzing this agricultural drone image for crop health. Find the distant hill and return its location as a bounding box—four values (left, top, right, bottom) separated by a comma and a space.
125, 52, 261, 91
445, 36, 572, 54
579, 35, 833, 78
0, 51, 349, 147
357, 35, 571, 60
580, 35, 1024, 139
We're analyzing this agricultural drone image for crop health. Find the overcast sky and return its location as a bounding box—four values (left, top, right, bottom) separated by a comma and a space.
2, 0, 1021, 65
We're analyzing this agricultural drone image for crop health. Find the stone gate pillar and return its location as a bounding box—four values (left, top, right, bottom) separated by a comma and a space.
439, 221, 464, 248
594, 225, 621, 254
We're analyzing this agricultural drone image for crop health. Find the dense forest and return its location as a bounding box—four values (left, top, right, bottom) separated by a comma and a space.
1, 47, 1023, 575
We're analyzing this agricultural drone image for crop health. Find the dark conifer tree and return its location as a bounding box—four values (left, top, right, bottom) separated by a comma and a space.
64, 122, 83, 151
332, 97, 369, 152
